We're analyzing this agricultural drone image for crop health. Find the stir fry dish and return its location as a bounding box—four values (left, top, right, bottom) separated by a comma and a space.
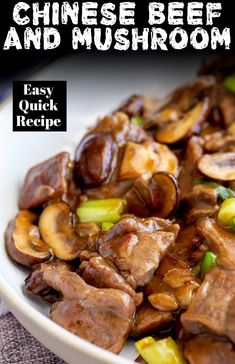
5, 57, 235, 364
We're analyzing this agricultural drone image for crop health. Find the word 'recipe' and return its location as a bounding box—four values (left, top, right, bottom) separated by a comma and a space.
3, 2, 231, 51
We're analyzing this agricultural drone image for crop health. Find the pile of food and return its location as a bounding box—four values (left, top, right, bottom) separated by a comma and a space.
5, 57, 235, 364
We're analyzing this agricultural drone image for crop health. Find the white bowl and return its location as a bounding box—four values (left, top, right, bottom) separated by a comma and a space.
0, 54, 200, 364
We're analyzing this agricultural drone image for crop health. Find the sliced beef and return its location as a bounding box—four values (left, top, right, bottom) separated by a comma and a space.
25, 260, 72, 296
98, 216, 179, 289
197, 218, 235, 270
43, 267, 135, 354
171, 225, 203, 265
131, 302, 172, 337
181, 268, 235, 343
82, 256, 143, 306
19, 152, 70, 209
183, 184, 219, 224
184, 335, 235, 364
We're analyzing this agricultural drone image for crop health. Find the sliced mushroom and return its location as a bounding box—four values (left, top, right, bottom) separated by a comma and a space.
155, 99, 210, 144
149, 172, 180, 218
39, 202, 87, 260
198, 152, 235, 181
74, 133, 117, 187
146, 77, 215, 130
126, 172, 179, 219
5, 211, 50, 267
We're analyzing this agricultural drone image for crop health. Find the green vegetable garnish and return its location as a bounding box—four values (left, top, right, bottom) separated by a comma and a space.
135, 336, 186, 364
218, 198, 235, 230
130, 115, 142, 126
200, 251, 217, 279
223, 74, 235, 93
76, 198, 125, 223
101, 222, 114, 231
194, 179, 235, 202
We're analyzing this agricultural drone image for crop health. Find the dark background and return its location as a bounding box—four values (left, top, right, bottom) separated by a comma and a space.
0, 0, 234, 100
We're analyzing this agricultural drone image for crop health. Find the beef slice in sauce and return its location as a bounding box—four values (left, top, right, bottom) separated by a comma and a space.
43, 267, 135, 353
19, 152, 70, 209
98, 216, 179, 289
184, 334, 235, 364
181, 268, 235, 343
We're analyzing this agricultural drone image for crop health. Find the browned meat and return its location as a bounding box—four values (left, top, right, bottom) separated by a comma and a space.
25, 260, 71, 296
197, 218, 235, 270
43, 267, 135, 353
171, 225, 203, 265
184, 335, 235, 364
145, 255, 200, 311
183, 184, 219, 224
82, 256, 143, 306
131, 302, 172, 337
181, 268, 235, 343
98, 216, 179, 289
178, 136, 204, 199
19, 152, 70, 209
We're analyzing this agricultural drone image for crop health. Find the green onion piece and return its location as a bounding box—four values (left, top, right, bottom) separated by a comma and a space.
200, 252, 217, 279
76, 198, 125, 223
130, 115, 142, 126
218, 198, 235, 230
194, 179, 235, 202
101, 222, 114, 231
135, 336, 186, 364
224, 74, 235, 93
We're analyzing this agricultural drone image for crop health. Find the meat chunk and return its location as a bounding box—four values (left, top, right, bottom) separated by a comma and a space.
131, 302, 172, 337
184, 335, 235, 364
19, 152, 70, 209
197, 218, 235, 270
43, 267, 135, 353
82, 256, 143, 305
183, 185, 219, 223
181, 268, 235, 343
171, 225, 203, 265
98, 216, 179, 289
25, 260, 72, 296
